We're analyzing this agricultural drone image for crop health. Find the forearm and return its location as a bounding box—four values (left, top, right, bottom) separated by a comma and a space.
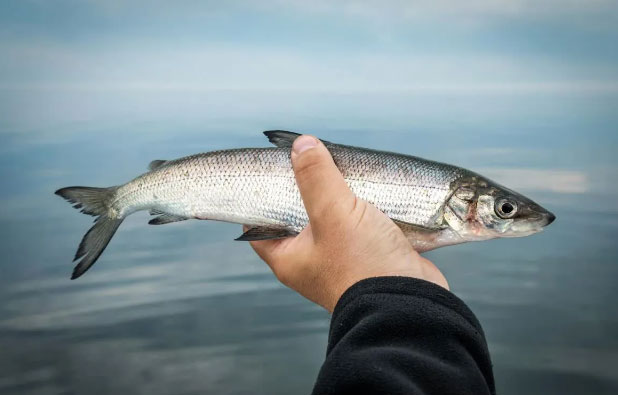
312, 277, 495, 395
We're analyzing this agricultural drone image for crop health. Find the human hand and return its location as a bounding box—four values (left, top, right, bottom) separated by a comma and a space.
248, 135, 449, 312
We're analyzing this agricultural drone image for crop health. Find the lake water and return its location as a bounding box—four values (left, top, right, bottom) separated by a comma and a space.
1, 89, 617, 394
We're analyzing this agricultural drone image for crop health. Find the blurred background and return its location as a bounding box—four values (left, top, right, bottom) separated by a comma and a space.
1, 1, 617, 394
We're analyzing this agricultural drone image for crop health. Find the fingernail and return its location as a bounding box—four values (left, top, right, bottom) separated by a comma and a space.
293, 135, 318, 155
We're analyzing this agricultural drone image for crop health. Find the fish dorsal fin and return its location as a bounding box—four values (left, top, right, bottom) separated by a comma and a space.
148, 160, 169, 171
263, 130, 335, 148
263, 130, 300, 148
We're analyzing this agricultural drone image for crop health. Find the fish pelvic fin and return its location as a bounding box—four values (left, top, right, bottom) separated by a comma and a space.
55, 186, 123, 279
148, 213, 189, 225
235, 226, 298, 241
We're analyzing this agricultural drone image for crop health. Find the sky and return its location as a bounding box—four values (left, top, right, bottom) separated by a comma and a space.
1, 0, 617, 93
1, 0, 617, 195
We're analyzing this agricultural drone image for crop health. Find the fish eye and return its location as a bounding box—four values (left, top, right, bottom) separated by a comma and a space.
495, 198, 517, 219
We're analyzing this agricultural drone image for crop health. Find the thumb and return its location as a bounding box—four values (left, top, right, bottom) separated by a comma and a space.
291, 135, 356, 234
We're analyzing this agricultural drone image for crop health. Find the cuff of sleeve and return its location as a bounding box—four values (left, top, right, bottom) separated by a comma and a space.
332, 276, 484, 333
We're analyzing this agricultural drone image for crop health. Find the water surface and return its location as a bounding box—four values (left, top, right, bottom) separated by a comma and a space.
1, 89, 617, 394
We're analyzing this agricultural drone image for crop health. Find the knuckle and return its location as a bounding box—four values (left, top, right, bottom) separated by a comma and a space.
274, 265, 292, 284
350, 198, 368, 230
266, 255, 289, 283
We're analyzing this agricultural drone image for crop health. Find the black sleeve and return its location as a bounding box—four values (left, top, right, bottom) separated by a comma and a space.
311, 277, 495, 395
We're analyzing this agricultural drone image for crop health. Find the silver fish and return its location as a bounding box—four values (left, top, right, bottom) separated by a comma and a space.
56, 130, 555, 279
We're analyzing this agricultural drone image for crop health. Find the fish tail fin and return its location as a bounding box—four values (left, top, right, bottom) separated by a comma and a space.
55, 186, 123, 279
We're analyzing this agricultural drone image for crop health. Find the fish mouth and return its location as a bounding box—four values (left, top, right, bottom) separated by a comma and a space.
502, 209, 555, 238
532, 208, 556, 228
522, 202, 556, 228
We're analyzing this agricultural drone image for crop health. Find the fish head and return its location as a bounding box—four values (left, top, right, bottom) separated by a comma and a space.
444, 175, 555, 241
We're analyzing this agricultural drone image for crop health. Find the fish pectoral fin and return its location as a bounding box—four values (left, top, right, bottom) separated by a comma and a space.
148, 214, 190, 225
148, 160, 169, 171
263, 130, 336, 148
391, 219, 445, 233
235, 226, 298, 241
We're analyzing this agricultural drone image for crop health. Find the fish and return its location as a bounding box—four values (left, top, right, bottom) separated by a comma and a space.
55, 130, 555, 279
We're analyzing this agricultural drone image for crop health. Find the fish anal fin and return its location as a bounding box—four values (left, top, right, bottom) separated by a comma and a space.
148, 214, 189, 225
263, 130, 335, 148
148, 160, 169, 171
235, 226, 298, 241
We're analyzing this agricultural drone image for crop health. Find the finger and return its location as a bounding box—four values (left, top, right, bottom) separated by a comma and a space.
248, 237, 285, 266
291, 135, 355, 233
241, 225, 283, 263
247, 226, 314, 283
242, 224, 300, 269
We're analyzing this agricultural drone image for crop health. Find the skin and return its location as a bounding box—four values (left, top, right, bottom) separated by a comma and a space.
247, 135, 449, 312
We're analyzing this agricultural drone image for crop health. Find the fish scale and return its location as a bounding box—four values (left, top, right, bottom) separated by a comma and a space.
113, 146, 463, 232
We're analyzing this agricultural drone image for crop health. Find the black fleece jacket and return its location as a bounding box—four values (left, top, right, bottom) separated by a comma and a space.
311, 277, 496, 395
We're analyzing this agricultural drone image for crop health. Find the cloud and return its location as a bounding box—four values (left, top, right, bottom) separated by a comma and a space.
266, 0, 618, 24
1, 42, 616, 93
73, 0, 618, 21
477, 168, 589, 194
